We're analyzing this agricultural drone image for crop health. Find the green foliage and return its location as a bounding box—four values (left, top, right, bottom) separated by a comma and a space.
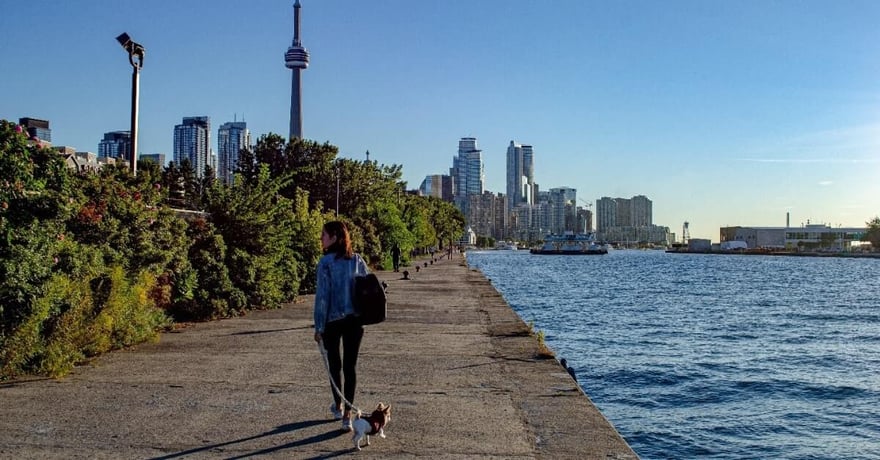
168, 218, 243, 320
287, 189, 326, 294
475, 235, 496, 248
248, 134, 339, 210
865, 217, 880, 250
423, 196, 466, 248
0, 119, 471, 379
202, 165, 300, 308
1, 267, 168, 379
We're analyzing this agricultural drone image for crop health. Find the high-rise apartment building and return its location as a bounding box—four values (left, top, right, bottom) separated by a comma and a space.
217, 121, 250, 184
173, 116, 211, 177
596, 195, 660, 243
506, 141, 535, 214
615, 198, 632, 227
19, 117, 51, 143
98, 131, 131, 160
467, 191, 505, 241
596, 196, 617, 234
450, 137, 484, 215
631, 195, 653, 227
549, 187, 577, 234
285, 0, 309, 139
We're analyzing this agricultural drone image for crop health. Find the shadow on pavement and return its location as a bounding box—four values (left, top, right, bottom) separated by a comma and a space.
149, 419, 344, 459
227, 326, 310, 336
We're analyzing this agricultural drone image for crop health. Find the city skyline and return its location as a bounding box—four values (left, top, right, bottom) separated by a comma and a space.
2, 1, 879, 240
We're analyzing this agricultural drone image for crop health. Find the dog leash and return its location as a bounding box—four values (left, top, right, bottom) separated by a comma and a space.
316, 340, 364, 415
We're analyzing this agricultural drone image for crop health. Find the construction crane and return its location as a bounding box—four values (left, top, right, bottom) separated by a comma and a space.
682, 221, 690, 244
579, 198, 593, 210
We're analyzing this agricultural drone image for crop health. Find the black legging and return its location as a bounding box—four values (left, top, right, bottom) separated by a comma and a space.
322, 315, 364, 411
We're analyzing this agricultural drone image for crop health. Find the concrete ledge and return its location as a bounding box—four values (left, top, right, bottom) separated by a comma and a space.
0, 255, 637, 459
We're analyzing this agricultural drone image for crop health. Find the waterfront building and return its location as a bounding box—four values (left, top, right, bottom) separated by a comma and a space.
596, 195, 664, 245
506, 141, 535, 214
217, 121, 250, 184
173, 116, 211, 178
450, 137, 484, 216
596, 197, 617, 234
19, 117, 51, 143
548, 187, 577, 234
603, 224, 671, 246
615, 198, 632, 227
467, 191, 508, 242
284, 0, 309, 140
631, 195, 652, 227
509, 202, 549, 242
98, 131, 131, 160
419, 174, 454, 201
721, 224, 867, 251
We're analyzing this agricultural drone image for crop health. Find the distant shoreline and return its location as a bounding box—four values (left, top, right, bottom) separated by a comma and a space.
665, 249, 880, 259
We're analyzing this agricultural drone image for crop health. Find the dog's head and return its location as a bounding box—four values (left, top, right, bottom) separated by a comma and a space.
371, 403, 392, 426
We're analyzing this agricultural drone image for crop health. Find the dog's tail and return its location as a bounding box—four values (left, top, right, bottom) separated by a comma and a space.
354, 409, 363, 419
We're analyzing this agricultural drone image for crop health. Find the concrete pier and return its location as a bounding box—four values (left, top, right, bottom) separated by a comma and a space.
0, 255, 638, 459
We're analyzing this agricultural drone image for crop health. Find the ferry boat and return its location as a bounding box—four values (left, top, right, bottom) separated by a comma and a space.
530, 231, 608, 255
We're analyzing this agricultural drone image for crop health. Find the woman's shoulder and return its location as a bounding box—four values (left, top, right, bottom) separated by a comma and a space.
319, 253, 354, 265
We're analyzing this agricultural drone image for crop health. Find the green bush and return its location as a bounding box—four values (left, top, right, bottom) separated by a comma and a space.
0, 267, 169, 379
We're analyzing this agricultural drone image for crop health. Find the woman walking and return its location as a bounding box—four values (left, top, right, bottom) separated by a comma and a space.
313, 221, 369, 431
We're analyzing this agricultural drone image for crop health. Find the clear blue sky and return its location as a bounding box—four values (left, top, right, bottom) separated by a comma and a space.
2, 0, 879, 240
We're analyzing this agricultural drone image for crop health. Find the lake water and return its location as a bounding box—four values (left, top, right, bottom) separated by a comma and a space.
466, 249, 880, 460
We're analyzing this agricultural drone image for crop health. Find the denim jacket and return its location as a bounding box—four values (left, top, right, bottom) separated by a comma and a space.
313, 253, 369, 333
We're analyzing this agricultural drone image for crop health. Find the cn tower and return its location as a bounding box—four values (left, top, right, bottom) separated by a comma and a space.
285, 0, 309, 140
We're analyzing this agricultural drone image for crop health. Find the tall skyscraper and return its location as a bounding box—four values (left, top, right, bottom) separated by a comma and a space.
98, 131, 131, 160
450, 137, 484, 215
285, 0, 309, 140
217, 121, 250, 184
506, 141, 535, 214
173, 116, 211, 178
19, 117, 51, 143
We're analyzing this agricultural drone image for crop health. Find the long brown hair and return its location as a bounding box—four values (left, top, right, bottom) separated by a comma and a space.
323, 221, 354, 259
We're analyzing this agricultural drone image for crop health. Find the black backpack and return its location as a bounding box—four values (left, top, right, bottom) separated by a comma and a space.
353, 273, 386, 325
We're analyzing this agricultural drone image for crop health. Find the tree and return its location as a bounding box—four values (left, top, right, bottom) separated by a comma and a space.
202, 165, 300, 308
865, 217, 880, 250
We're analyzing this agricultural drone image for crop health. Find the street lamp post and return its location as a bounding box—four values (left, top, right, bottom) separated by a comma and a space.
335, 159, 340, 217
116, 33, 144, 176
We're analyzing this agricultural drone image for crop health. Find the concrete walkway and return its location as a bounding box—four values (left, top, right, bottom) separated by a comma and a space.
0, 255, 638, 459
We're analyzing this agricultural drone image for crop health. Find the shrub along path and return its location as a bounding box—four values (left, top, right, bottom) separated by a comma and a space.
0, 253, 637, 459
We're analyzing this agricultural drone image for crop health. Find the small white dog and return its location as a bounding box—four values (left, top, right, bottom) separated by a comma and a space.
351, 403, 392, 450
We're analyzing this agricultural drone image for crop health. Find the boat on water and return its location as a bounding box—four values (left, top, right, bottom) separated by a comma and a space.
530, 231, 608, 255
495, 241, 519, 250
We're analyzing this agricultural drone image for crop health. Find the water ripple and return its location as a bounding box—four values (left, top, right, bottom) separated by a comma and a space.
468, 250, 880, 460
